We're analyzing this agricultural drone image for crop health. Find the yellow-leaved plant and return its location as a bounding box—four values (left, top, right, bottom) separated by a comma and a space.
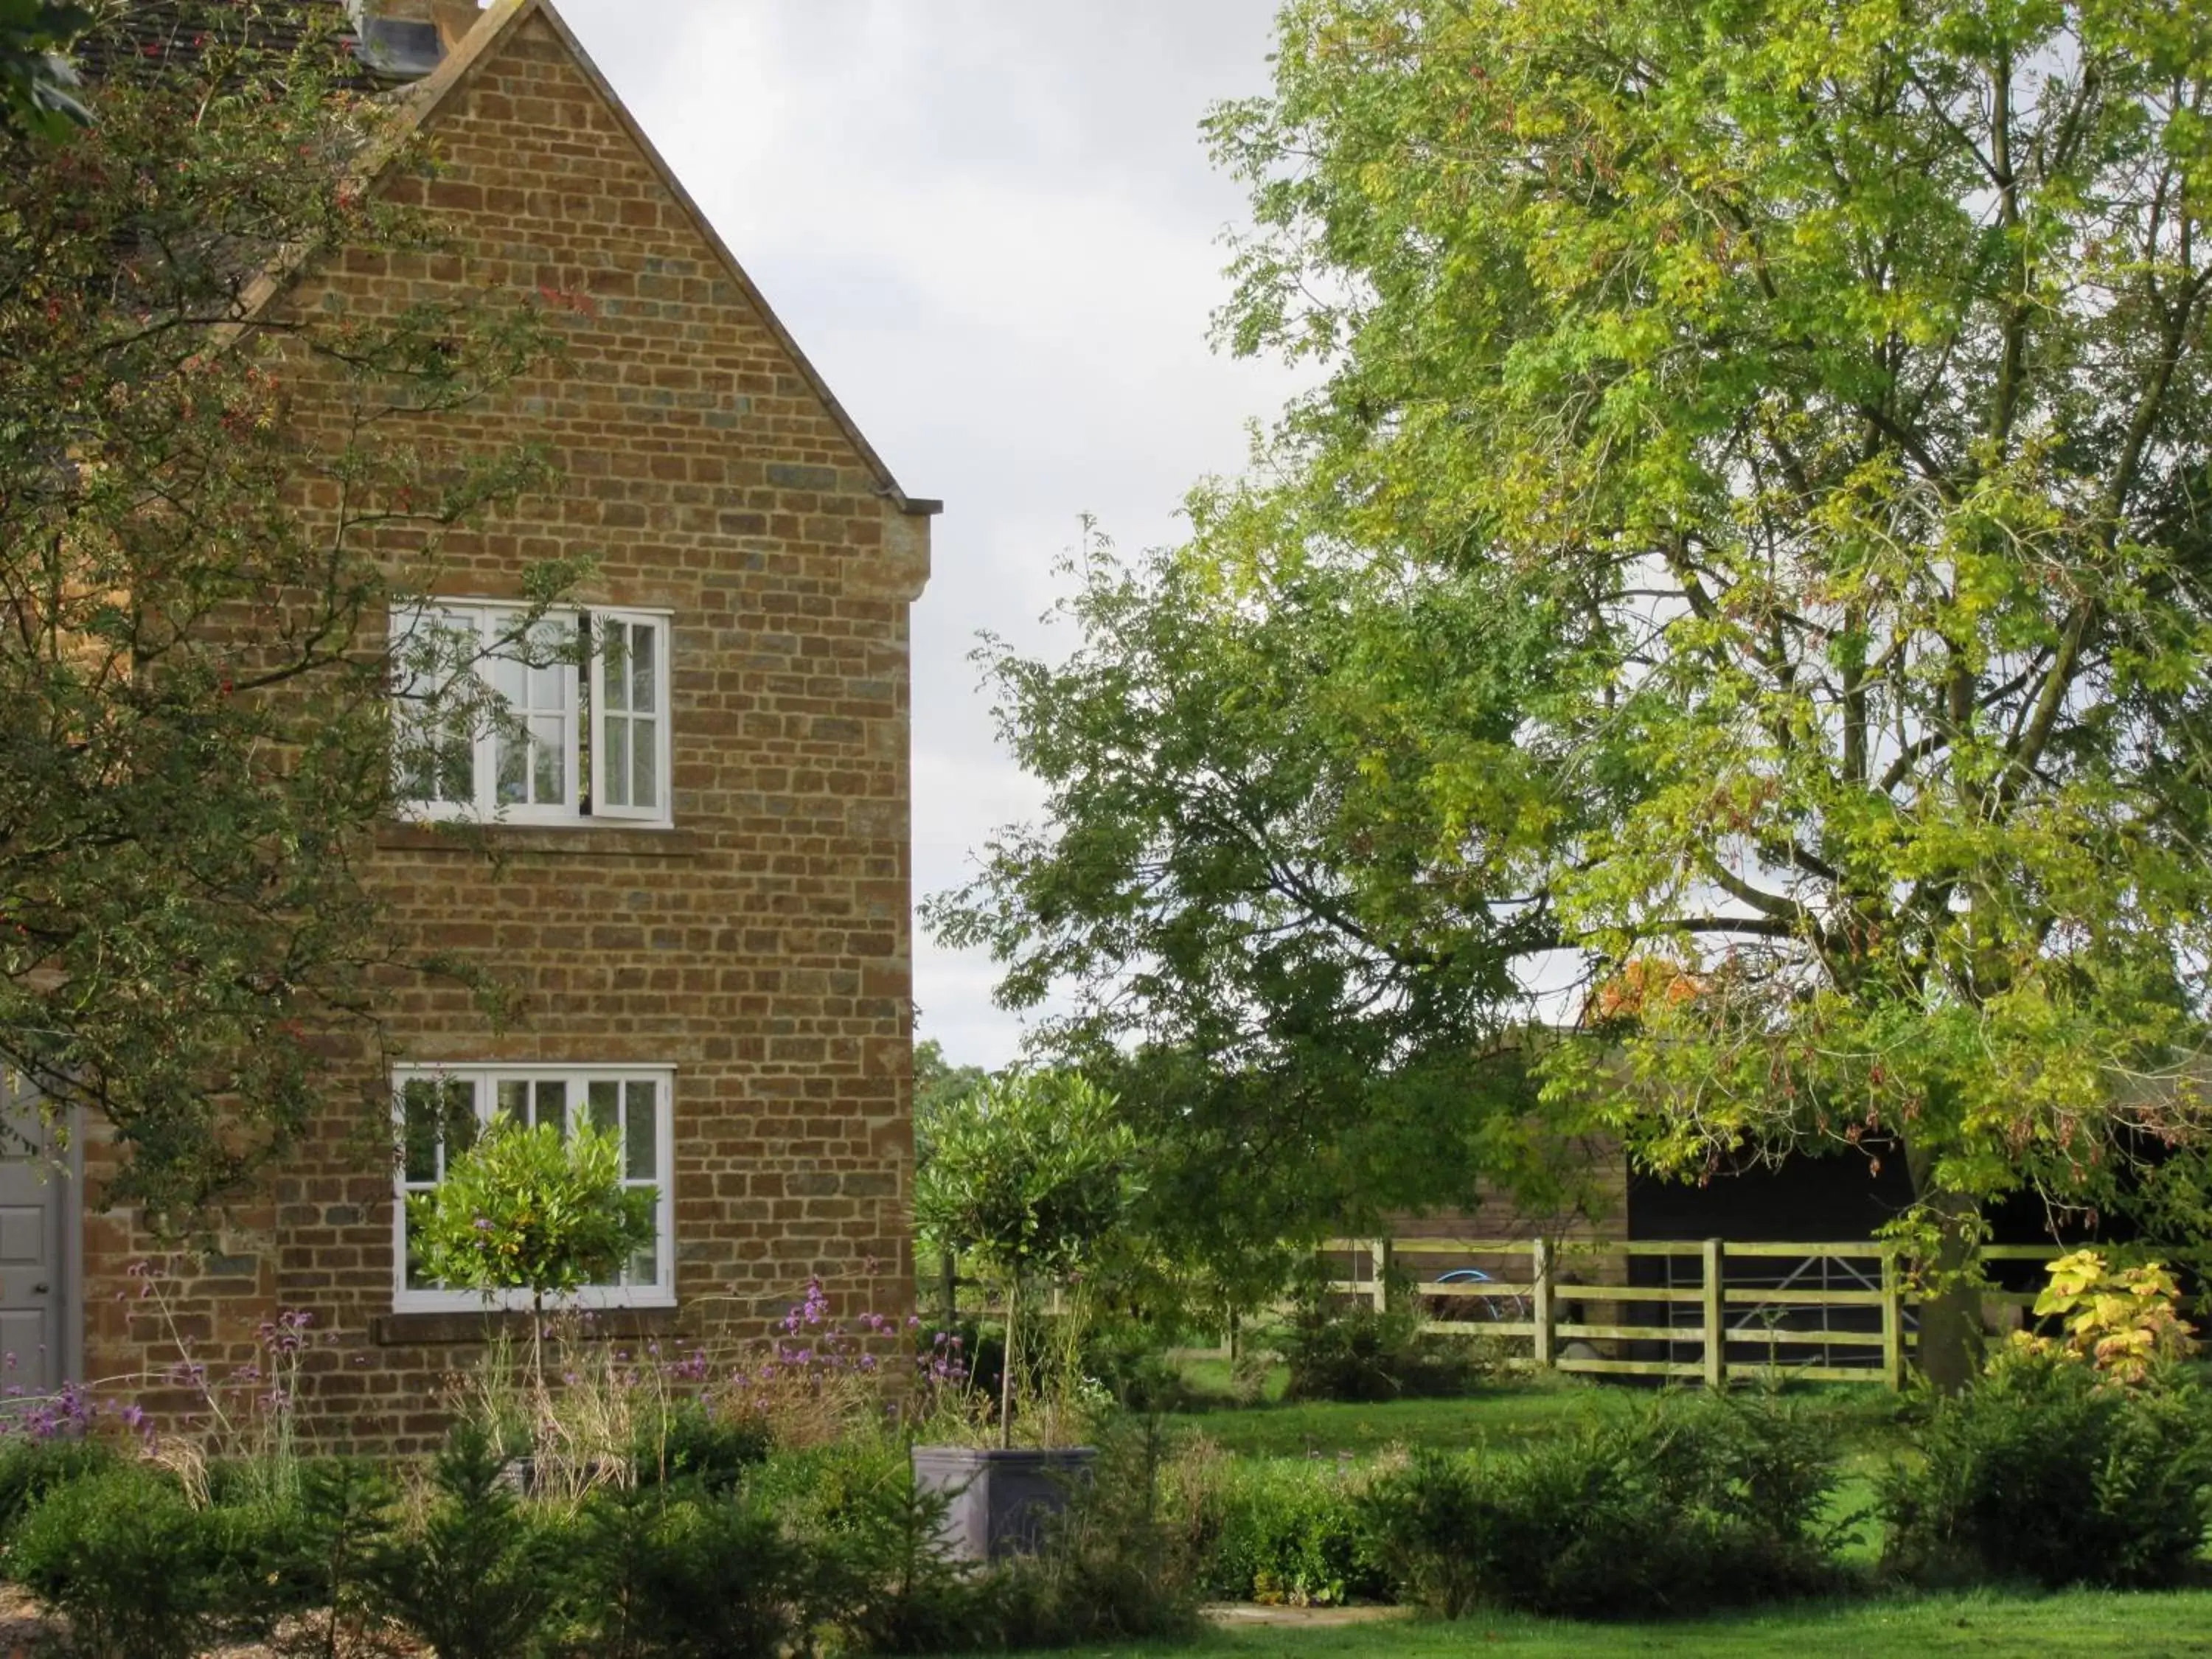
2009, 1251, 2197, 1386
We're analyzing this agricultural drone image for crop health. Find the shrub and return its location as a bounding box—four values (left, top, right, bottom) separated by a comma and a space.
808, 1459, 992, 1654
7, 1464, 240, 1659
1358, 1451, 1488, 1616
0, 1433, 115, 1545
990, 1419, 1205, 1648
572, 1483, 800, 1659
1180, 1453, 1385, 1607
369, 1426, 564, 1659
1277, 1304, 1481, 1403
251, 1458, 400, 1657
748, 1434, 911, 1543
1361, 1394, 1843, 1619
2011, 1249, 2199, 1384
1882, 1352, 2212, 1588
636, 1400, 771, 1497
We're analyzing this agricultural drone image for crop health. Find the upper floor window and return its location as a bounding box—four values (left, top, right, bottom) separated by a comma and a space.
392, 602, 672, 827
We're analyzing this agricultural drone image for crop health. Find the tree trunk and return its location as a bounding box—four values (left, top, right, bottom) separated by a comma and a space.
1905, 1144, 1984, 1394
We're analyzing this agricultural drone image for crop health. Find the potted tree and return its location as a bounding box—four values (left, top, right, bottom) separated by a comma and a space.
408, 1116, 658, 1479
911, 1069, 1138, 1559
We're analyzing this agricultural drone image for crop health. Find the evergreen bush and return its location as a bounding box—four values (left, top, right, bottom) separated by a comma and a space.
0, 1433, 114, 1545
572, 1482, 800, 1659
7, 1464, 238, 1659
1186, 1457, 1385, 1607
1360, 1394, 1843, 1618
1882, 1353, 2212, 1588
368, 1425, 565, 1659
1278, 1304, 1481, 1403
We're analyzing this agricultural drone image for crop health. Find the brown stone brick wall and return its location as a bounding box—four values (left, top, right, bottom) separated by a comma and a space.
80, 8, 928, 1453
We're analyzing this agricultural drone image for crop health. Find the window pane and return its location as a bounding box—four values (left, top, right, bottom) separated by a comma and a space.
529, 658, 566, 712
395, 703, 476, 805
434, 730, 473, 802
625, 1080, 656, 1179
604, 625, 630, 714
401, 1081, 440, 1183
495, 730, 528, 804
490, 651, 526, 705
603, 720, 630, 808
630, 625, 656, 714
588, 1079, 619, 1138
396, 1067, 669, 1307
535, 1079, 567, 1135
530, 716, 566, 802
441, 1082, 479, 1160
632, 717, 657, 810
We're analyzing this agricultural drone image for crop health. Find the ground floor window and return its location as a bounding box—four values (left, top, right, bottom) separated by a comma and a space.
392, 1064, 675, 1313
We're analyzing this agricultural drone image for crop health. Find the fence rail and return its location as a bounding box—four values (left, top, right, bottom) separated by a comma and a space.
1319, 1237, 2065, 1389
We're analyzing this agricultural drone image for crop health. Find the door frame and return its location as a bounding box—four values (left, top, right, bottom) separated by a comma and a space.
58, 1105, 83, 1388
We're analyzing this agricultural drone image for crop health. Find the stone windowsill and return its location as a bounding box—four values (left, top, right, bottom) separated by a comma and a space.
373, 823, 701, 858
372, 1307, 685, 1346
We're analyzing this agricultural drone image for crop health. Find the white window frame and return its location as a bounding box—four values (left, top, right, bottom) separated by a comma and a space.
591, 609, 675, 823
392, 1063, 677, 1314
391, 601, 673, 829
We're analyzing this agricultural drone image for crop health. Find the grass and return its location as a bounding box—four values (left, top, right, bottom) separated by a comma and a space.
1162, 1376, 1907, 1461
1165, 1385, 1632, 1458
1007, 1589, 2212, 1657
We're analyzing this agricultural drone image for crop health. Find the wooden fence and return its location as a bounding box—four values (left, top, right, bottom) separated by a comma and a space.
1319, 1237, 2065, 1388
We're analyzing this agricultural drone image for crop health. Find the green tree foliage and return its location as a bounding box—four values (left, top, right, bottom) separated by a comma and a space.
914, 1069, 1138, 1290
0, 0, 89, 136
928, 531, 1593, 1298
0, 2, 567, 1228
941, 0, 2212, 1377
912, 1037, 990, 1172
408, 1119, 657, 1312
913, 1069, 1139, 1442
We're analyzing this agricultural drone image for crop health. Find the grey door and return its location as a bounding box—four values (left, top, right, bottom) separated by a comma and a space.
0, 1081, 66, 1397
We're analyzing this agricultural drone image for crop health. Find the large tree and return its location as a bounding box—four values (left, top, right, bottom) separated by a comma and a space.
928, 526, 1613, 1299
938, 0, 2212, 1382
1, 2, 563, 1229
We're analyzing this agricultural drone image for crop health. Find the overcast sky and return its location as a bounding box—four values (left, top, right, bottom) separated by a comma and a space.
556, 1, 1305, 1068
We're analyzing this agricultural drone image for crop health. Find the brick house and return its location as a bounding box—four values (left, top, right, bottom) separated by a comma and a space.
21, 0, 936, 1450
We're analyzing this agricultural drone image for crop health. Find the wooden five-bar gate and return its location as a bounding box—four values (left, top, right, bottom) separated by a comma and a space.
1323, 1237, 2065, 1388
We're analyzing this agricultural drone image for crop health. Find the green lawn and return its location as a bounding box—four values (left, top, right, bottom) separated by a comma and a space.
1009, 1590, 2212, 1658
1162, 1379, 1906, 1461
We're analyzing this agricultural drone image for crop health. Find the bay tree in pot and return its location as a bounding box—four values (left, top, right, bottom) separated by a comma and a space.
408, 1116, 658, 1419
911, 1069, 1138, 1559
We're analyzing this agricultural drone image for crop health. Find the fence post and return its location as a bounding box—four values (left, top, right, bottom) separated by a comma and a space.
1703, 1237, 1728, 1390
1881, 1247, 1907, 1390
1370, 1239, 1393, 1315
1531, 1237, 1557, 1370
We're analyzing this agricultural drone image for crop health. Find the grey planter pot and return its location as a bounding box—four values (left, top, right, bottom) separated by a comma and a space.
911, 1444, 1097, 1562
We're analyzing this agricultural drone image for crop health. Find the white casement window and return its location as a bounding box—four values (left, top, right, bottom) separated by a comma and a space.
392, 1063, 675, 1313
391, 602, 672, 827
592, 611, 667, 820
